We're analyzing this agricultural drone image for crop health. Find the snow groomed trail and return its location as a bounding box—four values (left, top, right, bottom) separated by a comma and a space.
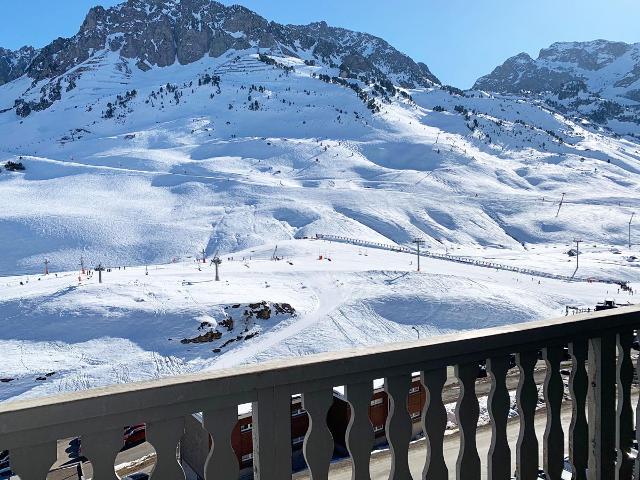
211, 271, 351, 369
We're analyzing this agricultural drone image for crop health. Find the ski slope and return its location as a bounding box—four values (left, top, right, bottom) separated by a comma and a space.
0, 238, 637, 403
1, 51, 639, 276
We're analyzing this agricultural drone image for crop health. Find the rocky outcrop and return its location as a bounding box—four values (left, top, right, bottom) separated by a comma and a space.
293, 20, 440, 87
0, 46, 38, 85
474, 42, 639, 94
474, 52, 577, 94
537, 40, 631, 71
18, 0, 439, 88
180, 302, 296, 349
474, 40, 640, 132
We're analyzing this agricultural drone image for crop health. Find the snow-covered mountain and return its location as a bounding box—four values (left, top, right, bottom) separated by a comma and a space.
10, 0, 438, 117
0, 46, 38, 86
474, 40, 640, 136
0, 1, 639, 278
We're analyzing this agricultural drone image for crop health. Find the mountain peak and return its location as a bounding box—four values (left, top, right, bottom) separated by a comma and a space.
537, 39, 633, 70
0, 46, 39, 86
6, 0, 438, 93
473, 40, 640, 134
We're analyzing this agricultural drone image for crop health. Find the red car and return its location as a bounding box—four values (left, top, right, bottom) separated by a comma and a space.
123, 424, 146, 450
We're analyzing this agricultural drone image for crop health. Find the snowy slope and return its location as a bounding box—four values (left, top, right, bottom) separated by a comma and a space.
1, 238, 637, 403
0, 49, 639, 276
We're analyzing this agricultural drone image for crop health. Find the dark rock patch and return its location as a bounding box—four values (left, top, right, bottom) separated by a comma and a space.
181, 330, 222, 344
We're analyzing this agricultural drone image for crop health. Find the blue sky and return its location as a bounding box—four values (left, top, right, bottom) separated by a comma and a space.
1, 0, 639, 88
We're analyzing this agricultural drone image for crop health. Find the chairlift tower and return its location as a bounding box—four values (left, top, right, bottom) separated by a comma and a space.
95, 264, 105, 284
556, 193, 566, 218
213, 253, 222, 281
629, 213, 635, 249
572, 239, 582, 278
412, 238, 425, 272
44, 259, 49, 276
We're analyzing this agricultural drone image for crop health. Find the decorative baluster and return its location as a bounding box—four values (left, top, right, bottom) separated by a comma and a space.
516, 350, 539, 480
83, 428, 123, 480
10, 441, 57, 480
146, 417, 186, 480
635, 330, 640, 480
455, 362, 480, 480
616, 330, 634, 480
588, 334, 616, 480
345, 381, 375, 480
569, 339, 588, 480
384, 374, 413, 480
203, 406, 239, 480
302, 388, 334, 480
421, 367, 448, 480
543, 346, 564, 480
487, 356, 511, 480
253, 387, 291, 480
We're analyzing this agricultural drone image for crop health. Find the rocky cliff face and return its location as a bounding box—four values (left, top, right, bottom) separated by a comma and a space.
0, 46, 39, 86
19, 0, 438, 88
474, 40, 640, 133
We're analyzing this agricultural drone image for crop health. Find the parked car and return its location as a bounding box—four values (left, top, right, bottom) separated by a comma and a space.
0, 450, 11, 479
123, 473, 149, 480
123, 424, 146, 450
0, 465, 11, 479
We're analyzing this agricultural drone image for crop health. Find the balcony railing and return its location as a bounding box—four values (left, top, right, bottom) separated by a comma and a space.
1, 305, 639, 479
